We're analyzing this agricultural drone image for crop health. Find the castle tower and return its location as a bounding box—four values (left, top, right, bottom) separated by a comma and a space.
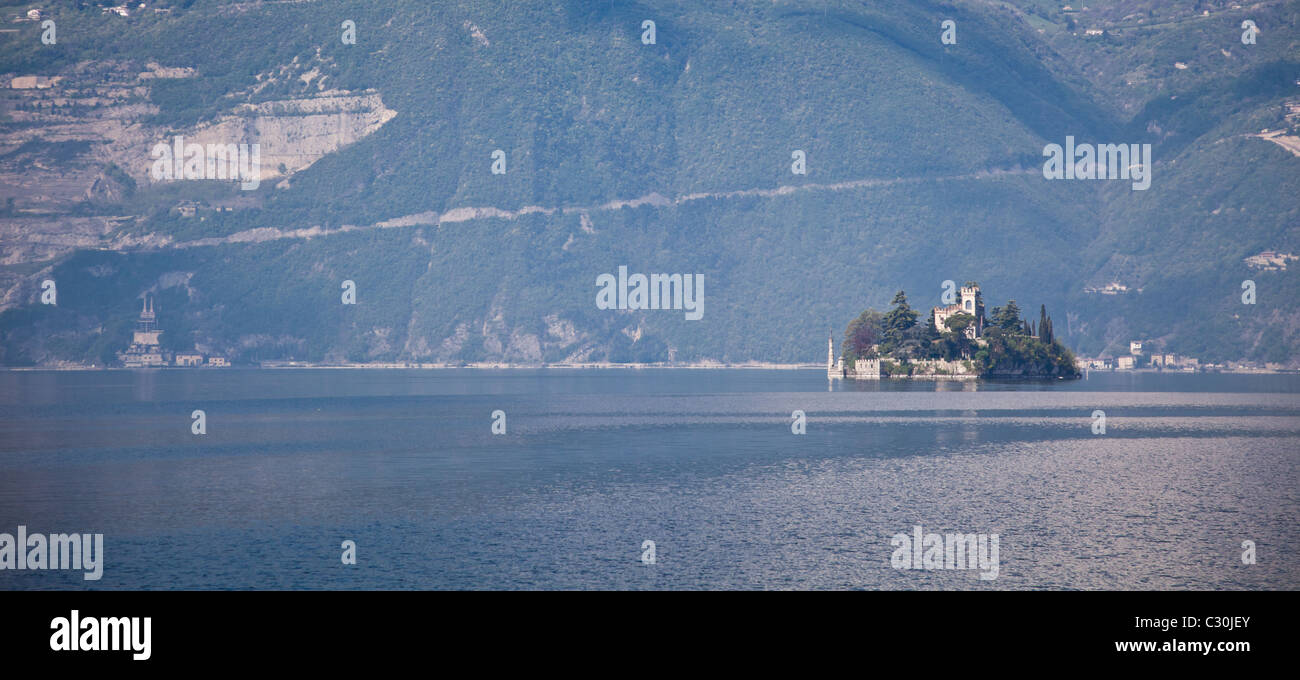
959, 285, 984, 337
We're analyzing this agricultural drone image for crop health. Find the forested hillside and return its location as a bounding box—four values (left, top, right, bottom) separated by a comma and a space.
1, 0, 1296, 366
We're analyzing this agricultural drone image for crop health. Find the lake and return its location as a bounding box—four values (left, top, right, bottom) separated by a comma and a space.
0, 369, 1296, 590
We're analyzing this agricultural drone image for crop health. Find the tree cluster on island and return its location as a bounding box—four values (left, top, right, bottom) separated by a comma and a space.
840, 289, 1080, 378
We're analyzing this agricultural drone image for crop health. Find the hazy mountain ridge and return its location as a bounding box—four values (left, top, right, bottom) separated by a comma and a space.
0, 0, 1296, 366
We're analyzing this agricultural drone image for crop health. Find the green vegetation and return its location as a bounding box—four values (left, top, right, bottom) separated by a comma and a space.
0, 1, 1296, 366
841, 288, 1080, 378
974, 326, 1079, 378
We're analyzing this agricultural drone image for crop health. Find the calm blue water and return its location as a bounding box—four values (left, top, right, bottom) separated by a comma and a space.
0, 369, 1296, 590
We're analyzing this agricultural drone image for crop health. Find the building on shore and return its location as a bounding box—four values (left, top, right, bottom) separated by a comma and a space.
827, 335, 883, 379
117, 295, 170, 367
850, 357, 882, 379
1080, 352, 1203, 372
116, 295, 228, 367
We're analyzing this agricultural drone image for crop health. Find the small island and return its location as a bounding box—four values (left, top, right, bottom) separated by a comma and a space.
829, 283, 1080, 380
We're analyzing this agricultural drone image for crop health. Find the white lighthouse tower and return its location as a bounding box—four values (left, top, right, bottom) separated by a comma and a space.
827, 336, 842, 379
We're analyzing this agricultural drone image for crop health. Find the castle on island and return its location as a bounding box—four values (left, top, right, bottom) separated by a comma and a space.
828, 284, 985, 380
932, 284, 984, 340
116, 294, 227, 368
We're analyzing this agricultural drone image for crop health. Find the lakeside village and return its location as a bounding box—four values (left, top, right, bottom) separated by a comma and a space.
1074, 342, 1271, 373
1080, 342, 1202, 373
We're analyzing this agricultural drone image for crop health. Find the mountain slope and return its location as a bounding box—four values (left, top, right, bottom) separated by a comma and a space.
0, 0, 1296, 366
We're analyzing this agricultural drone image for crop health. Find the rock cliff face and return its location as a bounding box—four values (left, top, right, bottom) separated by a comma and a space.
0, 60, 396, 310
149, 90, 396, 187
